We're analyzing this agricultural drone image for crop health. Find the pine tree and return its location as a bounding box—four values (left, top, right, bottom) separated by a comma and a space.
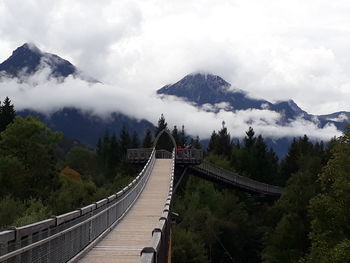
306, 127, 350, 262
192, 136, 201, 149
142, 129, 153, 148
216, 121, 232, 156
208, 122, 232, 156
155, 114, 172, 150
244, 126, 256, 147
155, 114, 168, 136
102, 129, 110, 161
120, 126, 131, 154
96, 138, 102, 156
179, 125, 187, 146
0, 97, 16, 132
172, 125, 180, 144
131, 132, 140, 148
208, 130, 218, 153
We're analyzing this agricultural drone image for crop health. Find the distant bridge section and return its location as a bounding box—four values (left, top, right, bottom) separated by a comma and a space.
189, 161, 284, 197
127, 148, 203, 165
128, 149, 283, 197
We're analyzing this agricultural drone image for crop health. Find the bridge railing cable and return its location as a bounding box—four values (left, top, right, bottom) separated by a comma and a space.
0, 148, 156, 263
192, 161, 284, 196
140, 148, 175, 263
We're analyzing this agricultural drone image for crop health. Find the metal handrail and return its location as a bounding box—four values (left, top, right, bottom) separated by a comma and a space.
140, 148, 175, 263
127, 148, 203, 164
0, 149, 156, 263
192, 161, 284, 196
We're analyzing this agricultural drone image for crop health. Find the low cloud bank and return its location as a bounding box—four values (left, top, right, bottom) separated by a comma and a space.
0, 69, 342, 141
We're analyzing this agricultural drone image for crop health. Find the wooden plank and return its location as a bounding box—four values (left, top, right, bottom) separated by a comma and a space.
78, 159, 171, 263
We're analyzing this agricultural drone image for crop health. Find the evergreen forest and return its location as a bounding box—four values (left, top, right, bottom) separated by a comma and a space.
0, 98, 349, 262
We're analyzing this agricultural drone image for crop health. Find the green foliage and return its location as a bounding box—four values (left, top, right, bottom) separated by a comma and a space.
0, 197, 51, 230
142, 129, 153, 148
96, 130, 122, 182
173, 177, 264, 263
0, 196, 25, 229
179, 125, 187, 145
244, 126, 256, 147
280, 136, 327, 185
0, 155, 26, 198
0, 116, 62, 200
190, 135, 201, 149
131, 131, 140, 148
0, 113, 140, 230
232, 129, 279, 184
51, 175, 97, 214
172, 228, 209, 263
0, 96, 16, 132
207, 121, 232, 156
263, 139, 327, 263
66, 146, 99, 181
13, 199, 52, 227
171, 125, 180, 145
120, 127, 131, 154
155, 114, 173, 150
305, 128, 350, 262
205, 153, 232, 171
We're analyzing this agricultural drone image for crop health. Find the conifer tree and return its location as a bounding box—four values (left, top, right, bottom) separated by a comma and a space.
244, 126, 256, 147
131, 132, 140, 148
96, 138, 102, 156
216, 121, 232, 156
155, 114, 172, 150
155, 114, 168, 136
172, 125, 180, 145
120, 126, 131, 154
0, 97, 16, 132
208, 130, 218, 153
306, 127, 350, 262
207, 121, 232, 156
191, 136, 201, 149
142, 129, 153, 148
179, 125, 187, 146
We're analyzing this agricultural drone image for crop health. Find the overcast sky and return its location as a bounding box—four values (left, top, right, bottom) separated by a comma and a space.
0, 0, 348, 139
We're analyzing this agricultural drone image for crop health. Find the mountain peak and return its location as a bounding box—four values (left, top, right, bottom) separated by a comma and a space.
157, 73, 271, 110
158, 72, 232, 95
182, 72, 231, 89
0, 42, 77, 79
16, 42, 41, 54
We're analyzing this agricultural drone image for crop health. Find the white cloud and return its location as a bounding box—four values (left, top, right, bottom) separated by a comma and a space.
0, 0, 349, 139
0, 68, 341, 141
327, 113, 349, 122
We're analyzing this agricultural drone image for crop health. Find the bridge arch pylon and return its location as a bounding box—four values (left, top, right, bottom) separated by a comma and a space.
153, 129, 177, 149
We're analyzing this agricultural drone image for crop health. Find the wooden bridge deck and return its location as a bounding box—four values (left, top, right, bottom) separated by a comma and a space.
78, 159, 172, 263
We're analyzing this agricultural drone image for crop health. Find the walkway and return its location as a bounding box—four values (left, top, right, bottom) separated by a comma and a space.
78, 159, 172, 263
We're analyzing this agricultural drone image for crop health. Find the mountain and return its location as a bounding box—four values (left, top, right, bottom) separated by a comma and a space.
157, 73, 350, 127
157, 73, 350, 156
0, 43, 97, 82
317, 111, 350, 131
158, 73, 270, 110
18, 108, 155, 147
0, 43, 152, 147
1, 43, 348, 156
157, 73, 311, 122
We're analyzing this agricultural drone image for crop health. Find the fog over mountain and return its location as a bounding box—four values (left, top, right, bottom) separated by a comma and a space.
0, 44, 344, 148
2, 0, 350, 116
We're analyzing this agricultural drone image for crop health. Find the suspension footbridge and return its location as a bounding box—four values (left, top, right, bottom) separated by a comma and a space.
0, 129, 283, 263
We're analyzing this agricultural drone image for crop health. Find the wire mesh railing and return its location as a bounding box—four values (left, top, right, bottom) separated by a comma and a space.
191, 161, 284, 196
140, 148, 175, 263
0, 149, 156, 263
